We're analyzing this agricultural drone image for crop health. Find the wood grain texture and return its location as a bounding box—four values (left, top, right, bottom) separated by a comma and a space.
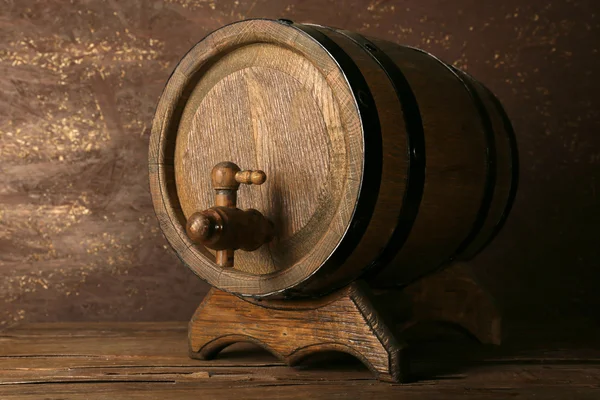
364, 40, 489, 287
187, 263, 501, 383
189, 282, 407, 382
449, 69, 517, 260
151, 19, 364, 296
1, 321, 600, 399
294, 26, 409, 294
150, 19, 517, 296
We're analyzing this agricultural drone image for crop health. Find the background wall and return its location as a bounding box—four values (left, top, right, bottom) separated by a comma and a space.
1, 0, 598, 328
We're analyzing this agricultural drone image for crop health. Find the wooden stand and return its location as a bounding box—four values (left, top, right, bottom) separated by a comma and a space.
188, 263, 501, 383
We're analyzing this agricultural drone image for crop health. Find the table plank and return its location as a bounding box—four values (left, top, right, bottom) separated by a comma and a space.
0, 322, 599, 399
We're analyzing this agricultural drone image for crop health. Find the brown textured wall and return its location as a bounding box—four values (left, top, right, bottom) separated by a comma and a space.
1, 0, 598, 328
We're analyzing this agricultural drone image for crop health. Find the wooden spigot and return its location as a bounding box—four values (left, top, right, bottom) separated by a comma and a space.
185, 162, 274, 267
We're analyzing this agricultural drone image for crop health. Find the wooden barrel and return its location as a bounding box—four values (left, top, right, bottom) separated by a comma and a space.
149, 19, 518, 298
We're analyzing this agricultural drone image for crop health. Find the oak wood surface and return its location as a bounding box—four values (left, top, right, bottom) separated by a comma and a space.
450, 70, 517, 260
189, 282, 406, 382
365, 40, 489, 286
297, 26, 409, 293
150, 19, 364, 296
149, 19, 518, 298
1, 321, 599, 399
186, 263, 501, 384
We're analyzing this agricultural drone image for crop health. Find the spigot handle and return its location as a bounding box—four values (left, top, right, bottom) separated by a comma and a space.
186, 162, 273, 267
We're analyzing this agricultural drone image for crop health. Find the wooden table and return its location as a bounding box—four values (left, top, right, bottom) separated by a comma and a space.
1, 322, 599, 399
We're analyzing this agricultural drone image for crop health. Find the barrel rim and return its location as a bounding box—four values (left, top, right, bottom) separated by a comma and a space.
447, 65, 498, 257
477, 85, 519, 249
398, 47, 499, 261
447, 66, 518, 259
329, 30, 426, 280
148, 18, 377, 297
278, 23, 383, 297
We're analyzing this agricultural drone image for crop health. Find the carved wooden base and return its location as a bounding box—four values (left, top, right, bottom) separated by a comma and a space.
189, 281, 408, 382
189, 263, 501, 383
398, 262, 502, 346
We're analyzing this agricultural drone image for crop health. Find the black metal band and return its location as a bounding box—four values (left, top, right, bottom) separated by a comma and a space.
280, 21, 383, 295
333, 30, 426, 278
447, 65, 497, 257
479, 85, 519, 249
